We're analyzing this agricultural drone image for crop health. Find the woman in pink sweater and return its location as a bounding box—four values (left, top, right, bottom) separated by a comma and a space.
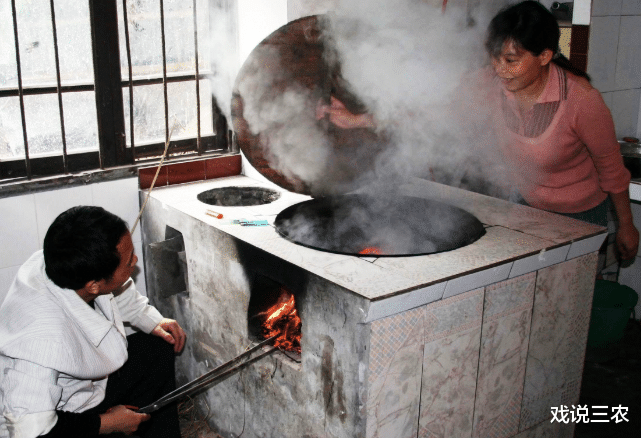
486, 1, 638, 260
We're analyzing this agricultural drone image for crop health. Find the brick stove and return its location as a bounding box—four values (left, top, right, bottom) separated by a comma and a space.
140, 174, 606, 438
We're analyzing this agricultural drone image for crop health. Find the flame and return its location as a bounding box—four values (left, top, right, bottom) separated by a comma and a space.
261, 288, 301, 353
359, 246, 383, 255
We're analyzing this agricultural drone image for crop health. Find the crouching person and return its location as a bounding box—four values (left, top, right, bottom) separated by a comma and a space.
0, 206, 186, 437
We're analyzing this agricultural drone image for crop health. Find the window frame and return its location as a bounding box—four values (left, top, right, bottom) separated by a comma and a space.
0, 0, 231, 184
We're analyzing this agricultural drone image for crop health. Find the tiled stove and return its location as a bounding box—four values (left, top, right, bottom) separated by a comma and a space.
140, 175, 606, 438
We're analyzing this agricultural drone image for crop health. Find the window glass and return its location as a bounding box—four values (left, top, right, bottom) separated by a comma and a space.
55, 0, 93, 84
14, 0, 57, 87
164, 0, 195, 74
23, 94, 63, 157
168, 80, 214, 138
0, 97, 24, 159
62, 91, 99, 153
0, 3, 18, 88
123, 84, 166, 145
118, 0, 163, 78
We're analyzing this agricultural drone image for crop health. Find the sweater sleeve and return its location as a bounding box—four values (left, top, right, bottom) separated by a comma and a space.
572, 87, 630, 194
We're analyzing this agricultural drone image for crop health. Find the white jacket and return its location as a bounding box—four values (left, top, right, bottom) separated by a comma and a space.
0, 251, 163, 438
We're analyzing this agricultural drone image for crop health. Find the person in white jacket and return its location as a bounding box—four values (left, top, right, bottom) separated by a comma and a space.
0, 206, 186, 437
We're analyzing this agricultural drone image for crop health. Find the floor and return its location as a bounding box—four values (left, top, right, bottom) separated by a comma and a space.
575, 319, 641, 438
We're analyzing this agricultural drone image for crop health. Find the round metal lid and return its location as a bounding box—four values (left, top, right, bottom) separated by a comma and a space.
231, 15, 386, 197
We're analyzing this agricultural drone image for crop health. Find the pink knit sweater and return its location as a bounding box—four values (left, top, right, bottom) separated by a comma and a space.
496, 64, 630, 214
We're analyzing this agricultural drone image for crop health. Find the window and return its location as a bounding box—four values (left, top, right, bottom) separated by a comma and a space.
0, 0, 230, 183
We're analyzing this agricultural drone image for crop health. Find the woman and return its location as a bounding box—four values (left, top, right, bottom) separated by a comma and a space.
486, 1, 638, 260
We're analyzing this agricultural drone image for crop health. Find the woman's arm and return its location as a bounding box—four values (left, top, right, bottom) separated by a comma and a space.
609, 189, 639, 260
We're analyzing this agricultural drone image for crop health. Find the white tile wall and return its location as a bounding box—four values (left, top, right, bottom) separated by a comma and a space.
592, 0, 623, 16
611, 89, 641, 138
615, 16, 641, 91
587, 16, 621, 93
34, 185, 93, 248
0, 177, 146, 307
0, 195, 40, 269
621, 0, 641, 15
589, 2, 641, 139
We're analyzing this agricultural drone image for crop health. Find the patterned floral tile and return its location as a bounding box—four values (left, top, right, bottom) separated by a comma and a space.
367, 307, 424, 438
519, 253, 598, 431
473, 273, 536, 438
418, 289, 484, 438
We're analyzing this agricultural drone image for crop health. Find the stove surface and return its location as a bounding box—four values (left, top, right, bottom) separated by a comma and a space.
145, 175, 605, 302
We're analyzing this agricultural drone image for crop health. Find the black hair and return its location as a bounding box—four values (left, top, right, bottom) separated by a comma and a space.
486, 1, 590, 80
43, 206, 129, 290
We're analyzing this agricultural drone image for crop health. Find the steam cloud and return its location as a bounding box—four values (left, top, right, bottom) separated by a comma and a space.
214, 0, 509, 198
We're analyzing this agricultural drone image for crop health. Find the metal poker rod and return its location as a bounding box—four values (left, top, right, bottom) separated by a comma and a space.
138, 334, 279, 413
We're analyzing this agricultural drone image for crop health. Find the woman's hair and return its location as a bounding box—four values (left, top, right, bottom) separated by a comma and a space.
485, 1, 590, 80
43, 206, 129, 290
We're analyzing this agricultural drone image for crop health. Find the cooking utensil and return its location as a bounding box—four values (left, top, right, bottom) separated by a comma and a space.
138, 335, 278, 413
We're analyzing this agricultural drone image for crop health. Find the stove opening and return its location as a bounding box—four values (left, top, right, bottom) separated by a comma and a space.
197, 186, 281, 206
147, 226, 188, 299
247, 274, 301, 361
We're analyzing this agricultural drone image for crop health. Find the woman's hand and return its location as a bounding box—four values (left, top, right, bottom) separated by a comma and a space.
616, 221, 639, 261
316, 96, 376, 129
99, 405, 149, 435
151, 318, 186, 353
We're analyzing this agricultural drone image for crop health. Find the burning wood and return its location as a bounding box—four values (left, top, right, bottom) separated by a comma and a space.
359, 246, 383, 255
260, 288, 301, 353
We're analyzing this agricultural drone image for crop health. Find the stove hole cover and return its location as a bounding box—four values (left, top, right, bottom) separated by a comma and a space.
197, 186, 281, 206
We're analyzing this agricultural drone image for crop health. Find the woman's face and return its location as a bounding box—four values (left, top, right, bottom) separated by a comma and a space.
491, 39, 552, 95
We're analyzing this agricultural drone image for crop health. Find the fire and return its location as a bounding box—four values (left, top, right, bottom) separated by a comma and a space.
359, 246, 383, 255
261, 288, 301, 353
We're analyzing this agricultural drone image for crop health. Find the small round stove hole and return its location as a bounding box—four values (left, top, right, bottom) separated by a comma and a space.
197, 186, 281, 206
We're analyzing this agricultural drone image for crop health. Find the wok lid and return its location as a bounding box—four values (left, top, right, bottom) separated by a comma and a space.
231, 15, 386, 197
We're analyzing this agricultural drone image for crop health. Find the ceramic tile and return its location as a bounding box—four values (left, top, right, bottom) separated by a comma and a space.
364, 283, 445, 322
442, 262, 512, 299
519, 254, 598, 431
566, 234, 608, 260
0, 194, 39, 268
0, 265, 21, 307
615, 16, 641, 90
472, 274, 535, 438
34, 185, 93, 247
167, 160, 206, 186
509, 245, 570, 278
591, 0, 623, 16
621, 0, 641, 15
587, 16, 621, 93
205, 155, 242, 180
139, 165, 168, 190
418, 289, 483, 438
92, 177, 142, 243
375, 226, 552, 289
513, 420, 575, 438
611, 89, 641, 138
367, 307, 424, 438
